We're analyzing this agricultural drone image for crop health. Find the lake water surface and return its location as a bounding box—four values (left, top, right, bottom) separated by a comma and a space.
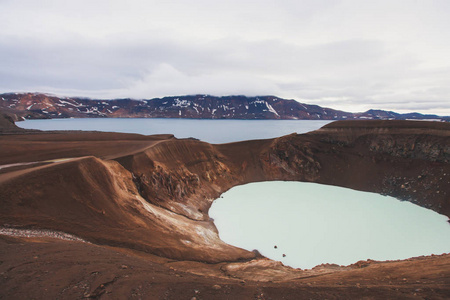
18, 118, 332, 144
209, 181, 450, 269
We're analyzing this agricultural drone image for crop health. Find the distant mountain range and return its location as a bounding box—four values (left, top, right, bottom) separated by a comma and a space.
1, 92, 448, 121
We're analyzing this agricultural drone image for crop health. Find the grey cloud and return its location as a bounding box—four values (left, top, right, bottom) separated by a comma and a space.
0, 34, 446, 115
1, 1, 449, 115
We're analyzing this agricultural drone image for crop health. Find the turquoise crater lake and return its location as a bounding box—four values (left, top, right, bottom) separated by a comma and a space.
209, 181, 450, 270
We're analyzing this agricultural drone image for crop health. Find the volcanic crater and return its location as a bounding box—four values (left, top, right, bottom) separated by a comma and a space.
0, 114, 449, 299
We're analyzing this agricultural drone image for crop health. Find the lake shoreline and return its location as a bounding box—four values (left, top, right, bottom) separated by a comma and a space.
210, 181, 450, 269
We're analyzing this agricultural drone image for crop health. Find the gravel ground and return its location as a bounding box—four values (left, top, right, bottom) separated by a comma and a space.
0, 227, 87, 242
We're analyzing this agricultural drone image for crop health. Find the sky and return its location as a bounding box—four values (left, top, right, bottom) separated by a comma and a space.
1, 0, 449, 115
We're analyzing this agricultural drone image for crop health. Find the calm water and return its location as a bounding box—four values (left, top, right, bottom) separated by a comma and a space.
17, 118, 332, 143
209, 181, 450, 269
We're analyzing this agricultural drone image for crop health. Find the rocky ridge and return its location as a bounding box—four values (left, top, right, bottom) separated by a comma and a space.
1, 92, 448, 121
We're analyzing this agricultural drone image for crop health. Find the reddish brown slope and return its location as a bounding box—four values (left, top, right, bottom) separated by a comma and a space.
0, 131, 174, 165
0, 155, 254, 263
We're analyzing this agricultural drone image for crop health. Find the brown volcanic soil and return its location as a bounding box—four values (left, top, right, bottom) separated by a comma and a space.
0, 119, 449, 299
1, 235, 449, 299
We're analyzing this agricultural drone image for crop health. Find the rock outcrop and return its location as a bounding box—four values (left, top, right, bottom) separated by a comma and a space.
309, 120, 450, 216
0, 113, 27, 134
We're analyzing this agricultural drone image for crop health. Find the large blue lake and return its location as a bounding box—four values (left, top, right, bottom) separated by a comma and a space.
17, 118, 332, 143
17, 118, 450, 268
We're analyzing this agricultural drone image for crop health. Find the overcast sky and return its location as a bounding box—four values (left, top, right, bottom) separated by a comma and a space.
1, 0, 449, 114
